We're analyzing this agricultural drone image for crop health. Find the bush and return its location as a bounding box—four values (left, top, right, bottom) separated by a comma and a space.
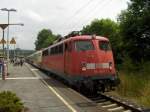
121, 56, 140, 73
0, 91, 24, 112
142, 61, 150, 76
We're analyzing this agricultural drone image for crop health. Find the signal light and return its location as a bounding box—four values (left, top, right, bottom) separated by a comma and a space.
109, 62, 112, 70
82, 67, 86, 71
81, 62, 87, 71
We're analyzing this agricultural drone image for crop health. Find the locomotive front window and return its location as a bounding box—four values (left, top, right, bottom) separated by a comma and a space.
75, 40, 94, 51
99, 41, 111, 51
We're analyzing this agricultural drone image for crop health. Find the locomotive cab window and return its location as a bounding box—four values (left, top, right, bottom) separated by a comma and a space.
75, 40, 94, 51
42, 49, 48, 56
99, 41, 111, 51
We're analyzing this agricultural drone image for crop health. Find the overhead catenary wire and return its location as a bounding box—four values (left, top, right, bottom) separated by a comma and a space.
65, 0, 101, 30
63, 0, 111, 35
60, 0, 94, 29
70, 0, 105, 30
72, 0, 112, 31
67, 0, 101, 27
80, 0, 114, 28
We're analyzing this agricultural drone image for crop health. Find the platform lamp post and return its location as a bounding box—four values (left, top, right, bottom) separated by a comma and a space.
0, 24, 8, 80
0, 24, 9, 57
0, 8, 17, 61
0, 24, 23, 77
0, 24, 23, 58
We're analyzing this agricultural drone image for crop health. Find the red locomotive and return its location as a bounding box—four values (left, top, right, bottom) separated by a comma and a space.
27, 35, 120, 93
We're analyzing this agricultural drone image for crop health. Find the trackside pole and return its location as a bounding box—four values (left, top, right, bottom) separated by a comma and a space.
4, 62, 7, 80
0, 62, 3, 79
1, 61, 7, 80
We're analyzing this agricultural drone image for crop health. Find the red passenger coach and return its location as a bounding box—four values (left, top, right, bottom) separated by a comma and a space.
28, 35, 120, 92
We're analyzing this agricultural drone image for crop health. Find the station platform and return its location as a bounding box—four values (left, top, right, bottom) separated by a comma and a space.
0, 63, 107, 112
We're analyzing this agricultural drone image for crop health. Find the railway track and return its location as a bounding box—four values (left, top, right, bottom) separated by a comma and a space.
88, 93, 150, 112
29, 63, 150, 112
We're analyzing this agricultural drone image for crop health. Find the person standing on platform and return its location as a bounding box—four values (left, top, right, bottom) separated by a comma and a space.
20, 58, 24, 67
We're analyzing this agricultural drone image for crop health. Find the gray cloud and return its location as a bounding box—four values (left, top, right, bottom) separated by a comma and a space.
0, 0, 128, 50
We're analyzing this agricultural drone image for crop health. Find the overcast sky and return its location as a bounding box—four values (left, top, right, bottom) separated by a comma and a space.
0, 0, 129, 50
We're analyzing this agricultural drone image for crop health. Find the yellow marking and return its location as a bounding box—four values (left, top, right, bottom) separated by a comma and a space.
27, 64, 77, 112
31, 68, 38, 71
41, 79, 77, 112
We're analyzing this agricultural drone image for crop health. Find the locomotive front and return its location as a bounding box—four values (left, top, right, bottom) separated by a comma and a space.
72, 35, 120, 92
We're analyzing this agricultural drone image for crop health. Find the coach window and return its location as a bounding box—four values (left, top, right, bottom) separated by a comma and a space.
42, 51, 44, 56
53, 46, 58, 54
54, 46, 56, 54
68, 42, 72, 52
54, 46, 57, 54
65, 42, 72, 52
65, 43, 68, 51
56, 46, 59, 54
58, 44, 63, 54
46, 49, 48, 56
49, 48, 51, 55
43, 49, 48, 56
51, 47, 54, 55
50, 48, 52, 54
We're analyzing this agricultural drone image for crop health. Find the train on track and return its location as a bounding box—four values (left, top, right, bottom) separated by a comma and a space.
27, 34, 120, 93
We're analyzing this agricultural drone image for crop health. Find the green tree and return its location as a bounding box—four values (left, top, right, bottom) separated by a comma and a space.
118, 0, 150, 63
81, 19, 122, 65
35, 29, 57, 50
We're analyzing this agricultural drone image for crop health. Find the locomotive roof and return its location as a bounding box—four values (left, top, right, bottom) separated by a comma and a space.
28, 35, 109, 57
29, 35, 109, 55
70, 35, 108, 41
47, 35, 109, 49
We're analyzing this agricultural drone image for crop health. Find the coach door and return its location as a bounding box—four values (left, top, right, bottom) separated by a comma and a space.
64, 42, 72, 75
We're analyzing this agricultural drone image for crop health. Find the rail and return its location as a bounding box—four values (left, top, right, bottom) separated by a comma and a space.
88, 93, 150, 112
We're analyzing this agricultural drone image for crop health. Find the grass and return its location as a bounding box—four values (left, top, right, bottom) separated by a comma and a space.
115, 62, 150, 108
